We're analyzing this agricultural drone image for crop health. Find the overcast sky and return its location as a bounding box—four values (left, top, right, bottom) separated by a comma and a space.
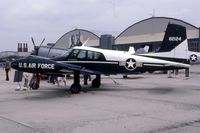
0, 0, 200, 51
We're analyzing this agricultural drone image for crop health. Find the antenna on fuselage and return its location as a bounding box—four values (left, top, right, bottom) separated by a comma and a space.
128, 47, 135, 54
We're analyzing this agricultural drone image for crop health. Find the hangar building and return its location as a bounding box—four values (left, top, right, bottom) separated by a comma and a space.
38, 17, 200, 57
114, 17, 200, 53
38, 29, 99, 57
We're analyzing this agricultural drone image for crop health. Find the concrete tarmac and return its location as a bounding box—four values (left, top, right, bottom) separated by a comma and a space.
0, 65, 200, 133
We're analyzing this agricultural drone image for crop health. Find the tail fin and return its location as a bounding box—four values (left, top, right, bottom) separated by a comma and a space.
158, 23, 187, 52
141, 23, 189, 64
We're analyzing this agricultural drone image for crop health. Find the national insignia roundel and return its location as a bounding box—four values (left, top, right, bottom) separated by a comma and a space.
125, 58, 137, 71
190, 54, 197, 62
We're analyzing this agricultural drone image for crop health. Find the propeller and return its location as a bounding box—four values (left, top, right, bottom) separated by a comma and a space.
30, 37, 45, 90
31, 37, 45, 56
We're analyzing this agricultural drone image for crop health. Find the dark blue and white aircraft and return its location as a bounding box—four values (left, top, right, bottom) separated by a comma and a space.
11, 23, 190, 93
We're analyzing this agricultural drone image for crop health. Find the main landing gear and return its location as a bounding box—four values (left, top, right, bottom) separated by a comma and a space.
70, 71, 101, 94
92, 74, 101, 88
29, 73, 40, 90
70, 71, 81, 94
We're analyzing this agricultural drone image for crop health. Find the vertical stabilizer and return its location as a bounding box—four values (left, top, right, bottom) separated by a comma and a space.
158, 23, 187, 52
140, 23, 189, 64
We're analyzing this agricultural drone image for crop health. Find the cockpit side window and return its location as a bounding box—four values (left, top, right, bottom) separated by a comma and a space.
68, 49, 79, 60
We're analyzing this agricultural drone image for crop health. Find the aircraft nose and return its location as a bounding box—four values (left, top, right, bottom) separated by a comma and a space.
11, 60, 18, 69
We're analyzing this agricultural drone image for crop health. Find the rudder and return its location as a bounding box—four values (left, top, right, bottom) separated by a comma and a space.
158, 23, 187, 52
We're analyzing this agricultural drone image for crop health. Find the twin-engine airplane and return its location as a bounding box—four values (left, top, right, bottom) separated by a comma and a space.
11, 23, 190, 93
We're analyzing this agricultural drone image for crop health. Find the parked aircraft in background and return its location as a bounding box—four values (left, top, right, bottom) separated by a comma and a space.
11, 23, 190, 94
188, 51, 200, 64
132, 45, 200, 65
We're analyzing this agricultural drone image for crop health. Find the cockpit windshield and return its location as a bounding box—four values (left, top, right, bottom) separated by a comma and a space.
63, 49, 72, 57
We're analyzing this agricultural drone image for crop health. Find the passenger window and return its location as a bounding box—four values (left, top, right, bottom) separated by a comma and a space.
87, 51, 94, 60
98, 53, 106, 61
94, 52, 105, 61
77, 50, 86, 59
68, 49, 105, 61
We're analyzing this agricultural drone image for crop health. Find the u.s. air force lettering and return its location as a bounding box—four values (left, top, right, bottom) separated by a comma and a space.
18, 63, 55, 69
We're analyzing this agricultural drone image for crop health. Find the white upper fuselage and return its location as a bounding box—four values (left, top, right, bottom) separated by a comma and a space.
72, 46, 190, 69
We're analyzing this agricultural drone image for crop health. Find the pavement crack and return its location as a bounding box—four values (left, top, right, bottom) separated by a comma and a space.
0, 115, 46, 133
146, 119, 200, 133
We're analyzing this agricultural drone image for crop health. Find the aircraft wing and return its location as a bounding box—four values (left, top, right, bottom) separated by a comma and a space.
11, 56, 104, 75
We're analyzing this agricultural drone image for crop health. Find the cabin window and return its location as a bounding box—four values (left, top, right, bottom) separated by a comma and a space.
93, 52, 105, 61
67, 49, 106, 61
87, 51, 94, 60
77, 50, 86, 60
86, 50, 105, 61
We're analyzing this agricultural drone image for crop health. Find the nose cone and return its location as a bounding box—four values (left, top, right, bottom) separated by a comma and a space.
11, 60, 18, 69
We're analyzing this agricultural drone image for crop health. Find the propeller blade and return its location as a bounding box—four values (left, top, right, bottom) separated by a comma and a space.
40, 38, 45, 46
31, 37, 36, 46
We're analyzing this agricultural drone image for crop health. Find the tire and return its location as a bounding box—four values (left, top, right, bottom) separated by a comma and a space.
123, 75, 128, 78
29, 80, 39, 90
70, 84, 81, 94
148, 71, 154, 73
92, 79, 100, 88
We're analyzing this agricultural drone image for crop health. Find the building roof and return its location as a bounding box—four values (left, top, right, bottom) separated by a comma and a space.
52, 29, 100, 50
116, 17, 198, 38
115, 17, 199, 45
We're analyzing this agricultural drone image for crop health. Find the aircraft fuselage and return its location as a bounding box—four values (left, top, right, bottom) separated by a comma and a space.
11, 46, 189, 75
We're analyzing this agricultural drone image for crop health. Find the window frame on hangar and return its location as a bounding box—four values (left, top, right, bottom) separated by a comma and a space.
114, 17, 200, 53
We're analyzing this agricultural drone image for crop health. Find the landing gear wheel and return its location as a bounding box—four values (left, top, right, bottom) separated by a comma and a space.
70, 84, 81, 94
92, 74, 101, 88
123, 75, 128, 78
29, 80, 39, 90
92, 79, 100, 88
148, 71, 154, 73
